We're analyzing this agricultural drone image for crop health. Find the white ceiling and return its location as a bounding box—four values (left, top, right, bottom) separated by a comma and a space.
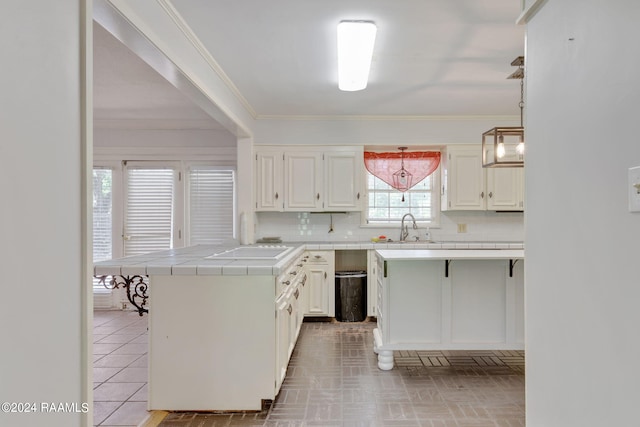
93, 0, 525, 128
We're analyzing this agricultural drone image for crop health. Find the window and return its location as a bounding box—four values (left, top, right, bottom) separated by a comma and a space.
366, 170, 439, 225
187, 167, 235, 245
92, 168, 113, 295
123, 163, 179, 256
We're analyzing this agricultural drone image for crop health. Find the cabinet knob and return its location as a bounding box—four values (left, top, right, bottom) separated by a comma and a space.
488, 191, 493, 198
275, 192, 279, 200
282, 280, 290, 286
357, 192, 360, 200
287, 304, 293, 315
481, 191, 485, 198
316, 193, 320, 200
324, 272, 327, 279
294, 289, 299, 300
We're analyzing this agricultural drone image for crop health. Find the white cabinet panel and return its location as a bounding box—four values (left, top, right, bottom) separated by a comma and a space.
304, 251, 335, 317
450, 261, 506, 343
487, 167, 524, 210
448, 147, 485, 210
255, 151, 283, 211
324, 151, 362, 210
366, 250, 378, 317
284, 152, 323, 211
386, 260, 442, 344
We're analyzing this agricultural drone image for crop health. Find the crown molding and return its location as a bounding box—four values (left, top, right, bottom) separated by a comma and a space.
516, 0, 548, 25
157, 0, 258, 119
255, 114, 521, 122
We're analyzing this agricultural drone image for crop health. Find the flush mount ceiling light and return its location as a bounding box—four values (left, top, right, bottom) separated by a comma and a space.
337, 20, 377, 91
482, 56, 525, 168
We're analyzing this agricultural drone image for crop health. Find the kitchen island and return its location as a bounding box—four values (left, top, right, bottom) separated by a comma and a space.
93, 241, 524, 410
95, 243, 308, 411
373, 249, 524, 370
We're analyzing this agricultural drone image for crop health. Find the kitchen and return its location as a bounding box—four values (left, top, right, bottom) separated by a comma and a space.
89, 1, 529, 422
3, 1, 640, 427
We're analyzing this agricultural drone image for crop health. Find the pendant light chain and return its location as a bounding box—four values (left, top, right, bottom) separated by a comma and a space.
519, 73, 524, 128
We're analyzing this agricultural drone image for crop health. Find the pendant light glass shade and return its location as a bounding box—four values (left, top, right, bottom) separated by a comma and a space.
392, 147, 413, 201
482, 126, 525, 167
482, 56, 525, 168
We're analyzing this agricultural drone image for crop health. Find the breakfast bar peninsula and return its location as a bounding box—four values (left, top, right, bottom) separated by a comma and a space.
373, 248, 524, 370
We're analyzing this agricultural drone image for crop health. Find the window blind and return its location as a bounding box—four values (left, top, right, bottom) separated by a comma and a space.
124, 167, 175, 256
189, 167, 235, 245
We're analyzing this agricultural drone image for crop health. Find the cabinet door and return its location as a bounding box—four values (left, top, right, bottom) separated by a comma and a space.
255, 151, 283, 211
284, 152, 323, 211
324, 151, 362, 211
486, 167, 523, 211
305, 264, 330, 315
366, 250, 378, 317
446, 147, 486, 210
275, 296, 290, 392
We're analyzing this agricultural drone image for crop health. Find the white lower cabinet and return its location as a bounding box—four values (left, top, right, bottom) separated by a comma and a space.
275, 293, 290, 391
304, 251, 335, 317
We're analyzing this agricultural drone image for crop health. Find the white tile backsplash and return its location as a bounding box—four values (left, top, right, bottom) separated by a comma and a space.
256, 210, 524, 243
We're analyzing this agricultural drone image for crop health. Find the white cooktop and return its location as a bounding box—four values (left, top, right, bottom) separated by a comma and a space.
206, 245, 294, 260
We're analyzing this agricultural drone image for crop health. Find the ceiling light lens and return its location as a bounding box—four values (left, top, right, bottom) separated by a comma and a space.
337, 21, 377, 91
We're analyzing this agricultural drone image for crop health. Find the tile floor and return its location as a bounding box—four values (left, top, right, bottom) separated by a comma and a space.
93, 310, 150, 427
159, 321, 525, 426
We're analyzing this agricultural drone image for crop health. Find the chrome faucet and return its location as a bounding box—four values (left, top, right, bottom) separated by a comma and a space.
400, 213, 418, 241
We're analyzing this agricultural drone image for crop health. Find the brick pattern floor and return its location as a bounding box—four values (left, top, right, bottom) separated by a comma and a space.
159, 321, 525, 426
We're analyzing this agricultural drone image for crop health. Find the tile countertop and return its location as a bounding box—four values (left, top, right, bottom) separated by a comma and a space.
93, 241, 524, 277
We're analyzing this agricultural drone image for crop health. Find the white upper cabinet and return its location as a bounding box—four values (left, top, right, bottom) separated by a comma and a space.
442, 144, 524, 211
443, 146, 486, 210
324, 151, 362, 210
255, 151, 284, 211
255, 147, 363, 212
284, 152, 323, 211
486, 167, 524, 211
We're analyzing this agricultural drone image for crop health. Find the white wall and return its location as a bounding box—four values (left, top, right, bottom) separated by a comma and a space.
253, 116, 520, 146
525, 2, 640, 426
0, 2, 90, 426
94, 127, 237, 163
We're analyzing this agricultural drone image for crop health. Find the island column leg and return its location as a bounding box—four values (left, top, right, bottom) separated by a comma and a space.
373, 328, 394, 370
377, 350, 394, 370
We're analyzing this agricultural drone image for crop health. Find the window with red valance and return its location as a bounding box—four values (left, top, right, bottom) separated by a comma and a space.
364, 151, 441, 193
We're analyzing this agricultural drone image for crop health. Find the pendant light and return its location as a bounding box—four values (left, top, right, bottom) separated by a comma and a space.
392, 147, 413, 201
482, 56, 525, 168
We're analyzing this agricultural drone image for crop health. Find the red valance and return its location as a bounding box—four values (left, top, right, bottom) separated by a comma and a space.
364, 151, 441, 192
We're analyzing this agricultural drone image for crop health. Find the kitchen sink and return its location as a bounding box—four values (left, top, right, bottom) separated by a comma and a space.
206, 245, 294, 260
